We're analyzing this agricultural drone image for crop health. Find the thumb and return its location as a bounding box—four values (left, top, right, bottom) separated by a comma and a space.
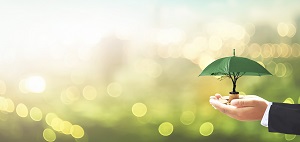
231, 99, 256, 107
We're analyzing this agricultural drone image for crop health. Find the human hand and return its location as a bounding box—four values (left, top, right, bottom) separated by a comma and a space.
209, 94, 269, 121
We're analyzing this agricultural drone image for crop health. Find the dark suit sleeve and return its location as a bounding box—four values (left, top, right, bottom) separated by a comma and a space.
268, 102, 300, 135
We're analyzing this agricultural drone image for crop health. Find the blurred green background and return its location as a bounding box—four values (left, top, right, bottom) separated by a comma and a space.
0, 0, 300, 141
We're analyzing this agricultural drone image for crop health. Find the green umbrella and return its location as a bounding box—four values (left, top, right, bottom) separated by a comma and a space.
199, 49, 272, 100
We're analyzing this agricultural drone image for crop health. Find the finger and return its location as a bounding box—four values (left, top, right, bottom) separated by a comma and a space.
231, 99, 256, 107
210, 96, 217, 99
215, 93, 222, 99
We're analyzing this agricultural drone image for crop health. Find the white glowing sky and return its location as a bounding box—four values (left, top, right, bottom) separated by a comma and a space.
0, 0, 299, 64
1, 0, 299, 48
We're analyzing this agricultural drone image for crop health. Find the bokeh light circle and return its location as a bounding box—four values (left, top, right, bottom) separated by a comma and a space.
83, 85, 97, 100
275, 63, 287, 77
45, 113, 58, 126
30, 107, 43, 121
283, 98, 294, 104
16, 103, 28, 118
0, 97, 8, 111
277, 23, 289, 37
285, 134, 296, 141
5, 98, 15, 112
43, 128, 56, 142
71, 125, 85, 138
107, 82, 122, 97
132, 103, 147, 117
51, 117, 63, 131
158, 122, 174, 136
200, 122, 214, 136
60, 121, 72, 135
180, 111, 195, 125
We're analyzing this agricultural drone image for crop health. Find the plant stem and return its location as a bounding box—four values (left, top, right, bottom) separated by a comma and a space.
228, 73, 238, 93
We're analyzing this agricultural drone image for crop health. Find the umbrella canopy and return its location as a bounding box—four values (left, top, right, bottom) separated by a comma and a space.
199, 49, 272, 94
199, 56, 272, 76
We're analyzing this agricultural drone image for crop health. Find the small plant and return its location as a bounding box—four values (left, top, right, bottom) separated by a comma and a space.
199, 49, 271, 103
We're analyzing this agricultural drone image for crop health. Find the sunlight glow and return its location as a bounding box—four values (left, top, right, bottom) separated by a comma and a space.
24, 76, 46, 93
157, 28, 185, 45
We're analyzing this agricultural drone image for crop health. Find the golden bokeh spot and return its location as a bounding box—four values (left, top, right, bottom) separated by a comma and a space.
70, 125, 85, 138
107, 82, 122, 97
51, 117, 63, 132
275, 44, 283, 57
261, 44, 272, 58
283, 98, 294, 104
132, 103, 147, 117
30, 107, 43, 121
248, 43, 261, 58
287, 24, 296, 38
43, 128, 56, 142
275, 63, 286, 77
16, 103, 28, 118
45, 113, 58, 126
277, 23, 289, 37
271, 44, 279, 58
285, 134, 296, 141
60, 121, 73, 135
5, 98, 15, 112
158, 122, 174, 136
180, 111, 195, 125
0, 97, 8, 111
280, 43, 290, 58
83, 85, 98, 100
182, 37, 207, 61
200, 122, 214, 136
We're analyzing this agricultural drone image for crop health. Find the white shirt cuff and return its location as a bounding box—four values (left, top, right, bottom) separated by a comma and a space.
261, 102, 272, 127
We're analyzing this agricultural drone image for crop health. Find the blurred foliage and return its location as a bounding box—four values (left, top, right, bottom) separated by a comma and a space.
1, 0, 300, 142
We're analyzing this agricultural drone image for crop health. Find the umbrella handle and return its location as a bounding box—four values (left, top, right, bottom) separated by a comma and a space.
233, 49, 235, 56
